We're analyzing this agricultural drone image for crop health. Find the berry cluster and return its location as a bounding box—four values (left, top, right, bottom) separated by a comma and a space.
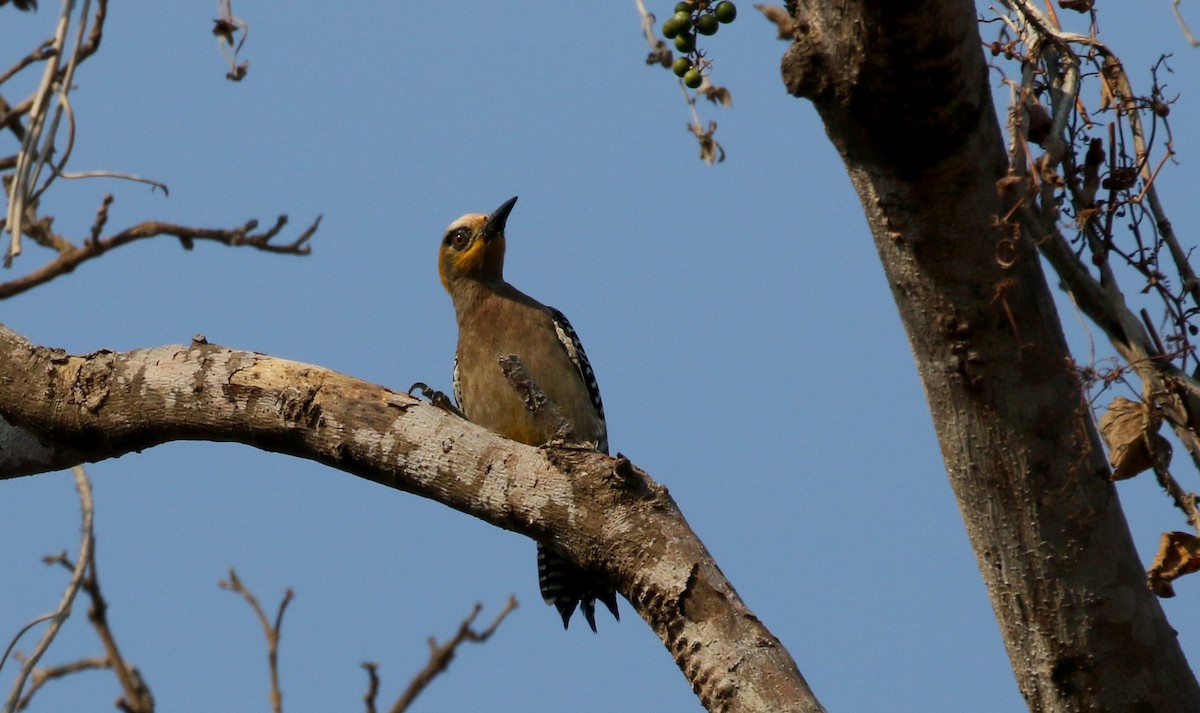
661, 1, 737, 88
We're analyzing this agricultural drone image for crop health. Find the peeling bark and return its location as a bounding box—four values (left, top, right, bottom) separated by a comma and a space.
780, 1, 1199, 710
0, 324, 823, 713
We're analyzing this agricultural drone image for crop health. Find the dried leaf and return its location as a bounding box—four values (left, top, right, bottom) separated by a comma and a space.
1079, 137, 1104, 206
1098, 56, 1127, 113
1058, 0, 1094, 12
754, 3, 796, 40
1098, 396, 1166, 480
701, 84, 732, 107
645, 43, 673, 69
227, 61, 248, 82
212, 18, 238, 42
688, 121, 725, 165
1024, 98, 1052, 146
1148, 531, 1200, 597
1102, 166, 1138, 192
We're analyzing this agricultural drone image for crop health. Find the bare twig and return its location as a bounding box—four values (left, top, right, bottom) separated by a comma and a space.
75, 552, 152, 713
361, 662, 380, 713
15, 656, 110, 712
2, 0, 123, 268
5, 0, 110, 264
219, 569, 293, 713
1173, 0, 1200, 47
26, 0, 95, 205
72, 0, 107, 65
0, 616, 54, 676
5, 0, 72, 262
0, 209, 320, 299
387, 597, 518, 713
1148, 435, 1200, 533
1, 465, 94, 713
0, 39, 57, 90
34, 542, 152, 712
0, 96, 35, 143
53, 170, 168, 194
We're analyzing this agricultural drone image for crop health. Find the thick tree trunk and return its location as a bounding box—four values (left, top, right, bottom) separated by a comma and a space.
0, 325, 823, 713
780, 1, 1199, 710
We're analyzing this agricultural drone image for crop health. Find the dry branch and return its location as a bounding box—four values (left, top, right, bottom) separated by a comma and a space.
0, 209, 320, 299
361, 662, 380, 713
29, 539, 154, 713
15, 656, 109, 712
0, 323, 821, 713
387, 597, 518, 713
1, 466, 94, 713
220, 569, 292, 713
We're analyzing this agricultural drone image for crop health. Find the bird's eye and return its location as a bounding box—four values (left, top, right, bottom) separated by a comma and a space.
444, 228, 471, 250
453, 231, 468, 248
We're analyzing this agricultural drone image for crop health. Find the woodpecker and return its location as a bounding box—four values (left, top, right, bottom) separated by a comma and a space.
439, 196, 619, 632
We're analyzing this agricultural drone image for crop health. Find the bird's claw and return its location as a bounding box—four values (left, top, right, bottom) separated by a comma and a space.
408, 382, 467, 419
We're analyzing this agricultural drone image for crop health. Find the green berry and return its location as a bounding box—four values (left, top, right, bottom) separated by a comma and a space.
715, 1, 736, 23
661, 17, 680, 38
672, 57, 693, 77
674, 1, 692, 12
672, 10, 693, 29
695, 14, 719, 35
683, 69, 703, 89
674, 32, 696, 52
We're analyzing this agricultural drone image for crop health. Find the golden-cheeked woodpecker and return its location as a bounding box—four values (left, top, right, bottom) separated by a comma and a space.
439, 196, 620, 632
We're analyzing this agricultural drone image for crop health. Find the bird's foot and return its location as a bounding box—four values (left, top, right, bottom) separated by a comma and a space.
407, 382, 467, 419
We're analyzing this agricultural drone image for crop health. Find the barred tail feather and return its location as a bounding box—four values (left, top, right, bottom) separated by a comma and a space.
537, 544, 619, 632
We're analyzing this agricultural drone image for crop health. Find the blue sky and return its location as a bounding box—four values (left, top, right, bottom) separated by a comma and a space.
2, 2, 1199, 711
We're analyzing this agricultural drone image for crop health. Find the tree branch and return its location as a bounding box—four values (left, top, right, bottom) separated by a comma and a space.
0, 323, 822, 713
41, 545, 153, 713
781, 1, 1199, 710
0, 209, 320, 300
360, 662, 380, 713
15, 656, 110, 712
220, 569, 291, 713
387, 597, 517, 713
2, 465, 93, 713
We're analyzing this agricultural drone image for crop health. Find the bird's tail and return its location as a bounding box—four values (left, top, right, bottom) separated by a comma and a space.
537, 544, 620, 632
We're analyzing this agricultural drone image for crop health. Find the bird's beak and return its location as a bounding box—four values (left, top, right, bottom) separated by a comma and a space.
480, 196, 518, 243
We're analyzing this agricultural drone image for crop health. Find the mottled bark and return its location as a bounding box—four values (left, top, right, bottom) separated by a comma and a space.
780, 1, 1198, 710
0, 325, 823, 713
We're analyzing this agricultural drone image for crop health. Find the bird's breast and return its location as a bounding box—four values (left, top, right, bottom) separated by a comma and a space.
454, 298, 603, 447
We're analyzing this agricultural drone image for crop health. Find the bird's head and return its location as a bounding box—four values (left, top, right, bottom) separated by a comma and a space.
439, 196, 518, 294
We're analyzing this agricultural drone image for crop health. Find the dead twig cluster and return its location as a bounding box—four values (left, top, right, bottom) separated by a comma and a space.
217, 569, 517, 713
1, 0, 316, 299
989, 0, 1200, 594
2, 0, 110, 265
0, 466, 114, 713
0, 198, 320, 299
362, 597, 519, 713
219, 569, 292, 713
